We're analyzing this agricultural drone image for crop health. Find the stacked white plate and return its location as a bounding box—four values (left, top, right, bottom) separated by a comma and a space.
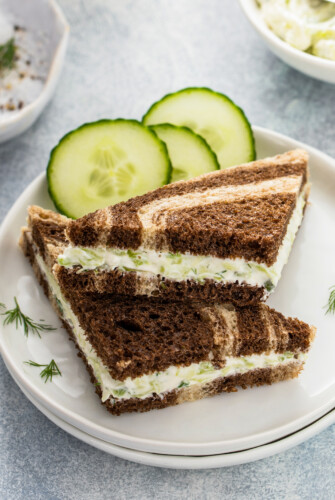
1, 127, 335, 469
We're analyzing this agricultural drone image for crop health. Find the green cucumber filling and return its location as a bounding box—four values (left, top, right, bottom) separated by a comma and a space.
36, 248, 307, 403
59, 191, 306, 291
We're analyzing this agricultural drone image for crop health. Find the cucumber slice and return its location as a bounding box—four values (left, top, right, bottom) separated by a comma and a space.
143, 87, 255, 169
149, 124, 219, 183
47, 119, 172, 219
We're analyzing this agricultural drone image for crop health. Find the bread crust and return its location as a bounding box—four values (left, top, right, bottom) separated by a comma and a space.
105, 362, 303, 415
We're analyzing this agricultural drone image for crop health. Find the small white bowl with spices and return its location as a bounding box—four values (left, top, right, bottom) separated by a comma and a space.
0, 0, 69, 143
239, 0, 335, 84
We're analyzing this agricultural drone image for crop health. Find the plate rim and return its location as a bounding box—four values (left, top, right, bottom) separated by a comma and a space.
1, 125, 335, 455
12, 367, 335, 469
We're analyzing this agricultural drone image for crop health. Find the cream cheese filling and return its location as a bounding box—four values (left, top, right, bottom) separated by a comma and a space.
258, 0, 335, 60
58, 191, 306, 292
36, 251, 307, 403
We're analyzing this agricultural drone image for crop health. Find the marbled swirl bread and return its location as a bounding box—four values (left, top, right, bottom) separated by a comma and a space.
20, 205, 315, 415
56, 150, 309, 305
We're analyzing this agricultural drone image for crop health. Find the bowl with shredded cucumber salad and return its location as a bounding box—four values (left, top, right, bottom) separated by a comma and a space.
239, 0, 335, 83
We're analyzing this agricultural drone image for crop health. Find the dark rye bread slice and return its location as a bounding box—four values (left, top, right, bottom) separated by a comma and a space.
27, 205, 266, 306
67, 150, 309, 266
26, 205, 69, 269
20, 226, 315, 415
60, 294, 315, 382
56, 266, 265, 306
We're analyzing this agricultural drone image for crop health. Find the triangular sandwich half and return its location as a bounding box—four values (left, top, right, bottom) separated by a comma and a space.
19, 206, 315, 415
56, 150, 309, 306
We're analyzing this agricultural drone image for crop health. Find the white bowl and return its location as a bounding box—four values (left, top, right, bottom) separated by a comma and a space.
0, 0, 69, 143
239, 0, 335, 84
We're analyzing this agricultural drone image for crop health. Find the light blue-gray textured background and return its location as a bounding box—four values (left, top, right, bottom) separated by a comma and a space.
1, 1, 335, 498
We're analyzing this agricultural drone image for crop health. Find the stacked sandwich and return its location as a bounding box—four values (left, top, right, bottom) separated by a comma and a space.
20, 149, 316, 415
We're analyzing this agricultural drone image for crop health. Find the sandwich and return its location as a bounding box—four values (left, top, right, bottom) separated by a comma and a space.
56, 150, 310, 306
19, 205, 315, 415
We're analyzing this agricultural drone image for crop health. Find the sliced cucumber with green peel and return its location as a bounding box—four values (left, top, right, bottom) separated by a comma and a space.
143, 87, 255, 169
149, 124, 219, 183
47, 119, 172, 219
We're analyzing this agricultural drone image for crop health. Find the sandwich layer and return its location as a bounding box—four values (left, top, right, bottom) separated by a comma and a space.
58, 189, 306, 292
20, 212, 315, 415
22, 234, 310, 402
67, 150, 309, 266
57, 150, 309, 303
27, 206, 266, 306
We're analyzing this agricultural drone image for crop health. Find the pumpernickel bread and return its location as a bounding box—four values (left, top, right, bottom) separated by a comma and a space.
26, 205, 267, 305
28, 149, 310, 305
20, 218, 315, 415
67, 149, 309, 265
52, 150, 310, 303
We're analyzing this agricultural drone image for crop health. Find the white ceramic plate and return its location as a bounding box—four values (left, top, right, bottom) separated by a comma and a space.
11, 367, 335, 469
1, 126, 335, 456
238, 0, 335, 84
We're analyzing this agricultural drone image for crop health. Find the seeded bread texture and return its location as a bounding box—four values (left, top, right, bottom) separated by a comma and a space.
20, 227, 315, 415
67, 150, 309, 265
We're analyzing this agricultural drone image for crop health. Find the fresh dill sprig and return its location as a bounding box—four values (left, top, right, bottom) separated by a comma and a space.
0, 38, 16, 71
264, 280, 275, 293
1, 297, 56, 337
24, 359, 61, 383
326, 285, 335, 315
